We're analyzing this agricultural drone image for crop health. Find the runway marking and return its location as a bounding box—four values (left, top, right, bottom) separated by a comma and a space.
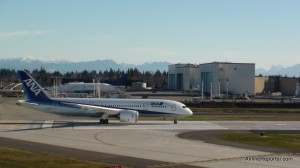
147, 163, 183, 167
93, 127, 299, 168
93, 131, 210, 159
0, 120, 228, 130
93, 131, 119, 147
41, 120, 54, 129
93, 132, 196, 168
30, 120, 44, 129
275, 123, 287, 126
70, 121, 228, 130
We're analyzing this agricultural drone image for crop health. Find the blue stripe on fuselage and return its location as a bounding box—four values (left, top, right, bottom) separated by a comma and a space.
29, 99, 175, 116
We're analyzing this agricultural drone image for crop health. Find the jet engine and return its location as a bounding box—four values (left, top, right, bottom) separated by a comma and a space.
119, 110, 139, 123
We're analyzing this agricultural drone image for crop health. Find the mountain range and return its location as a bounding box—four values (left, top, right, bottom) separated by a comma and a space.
0, 57, 170, 73
256, 65, 300, 77
0, 57, 299, 76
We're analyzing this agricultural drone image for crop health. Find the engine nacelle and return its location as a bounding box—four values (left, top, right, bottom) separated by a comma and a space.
119, 110, 139, 123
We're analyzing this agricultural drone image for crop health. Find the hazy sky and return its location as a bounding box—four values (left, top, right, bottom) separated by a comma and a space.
0, 0, 299, 69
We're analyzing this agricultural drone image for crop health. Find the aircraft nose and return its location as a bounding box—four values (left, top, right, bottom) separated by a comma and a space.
186, 108, 193, 116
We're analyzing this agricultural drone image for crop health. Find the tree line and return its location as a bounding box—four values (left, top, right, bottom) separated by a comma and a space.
0, 68, 168, 88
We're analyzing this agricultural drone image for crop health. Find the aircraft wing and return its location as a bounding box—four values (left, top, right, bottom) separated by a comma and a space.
63, 102, 122, 115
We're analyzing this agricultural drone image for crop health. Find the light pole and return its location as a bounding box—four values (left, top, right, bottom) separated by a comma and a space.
94, 76, 102, 99
210, 82, 213, 100
52, 76, 60, 97
93, 78, 96, 97
97, 78, 101, 98
218, 79, 221, 97
226, 78, 229, 100
201, 81, 204, 98
296, 82, 299, 97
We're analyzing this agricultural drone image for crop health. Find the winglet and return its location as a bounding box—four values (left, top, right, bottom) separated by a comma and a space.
18, 70, 52, 102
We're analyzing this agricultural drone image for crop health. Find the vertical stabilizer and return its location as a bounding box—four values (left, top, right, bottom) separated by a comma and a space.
18, 70, 52, 102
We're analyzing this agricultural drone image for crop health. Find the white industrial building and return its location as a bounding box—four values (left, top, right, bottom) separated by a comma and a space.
168, 64, 200, 91
168, 62, 255, 96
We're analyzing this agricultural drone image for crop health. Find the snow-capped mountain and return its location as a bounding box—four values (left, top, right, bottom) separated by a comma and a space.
1, 57, 299, 76
256, 65, 300, 77
0, 57, 170, 72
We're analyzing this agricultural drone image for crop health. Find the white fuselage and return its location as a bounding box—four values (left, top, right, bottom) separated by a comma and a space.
17, 70, 193, 123
20, 98, 193, 118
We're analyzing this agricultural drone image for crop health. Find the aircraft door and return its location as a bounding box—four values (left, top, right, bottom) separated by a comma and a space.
170, 104, 176, 111
143, 103, 148, 111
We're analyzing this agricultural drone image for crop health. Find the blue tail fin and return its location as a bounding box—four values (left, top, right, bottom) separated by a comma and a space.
18, 70, 52, 103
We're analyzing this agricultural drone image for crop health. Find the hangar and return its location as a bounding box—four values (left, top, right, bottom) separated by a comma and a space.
255, 76, 300, 96
168, 62, 255, 96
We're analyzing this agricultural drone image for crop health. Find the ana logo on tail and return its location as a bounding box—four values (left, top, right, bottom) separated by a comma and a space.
23, 79, 41, 96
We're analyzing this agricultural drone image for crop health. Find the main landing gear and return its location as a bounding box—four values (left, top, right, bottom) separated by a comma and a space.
99, 113, 109, 124
99, 119, 109, 124
174, 119, 178, 124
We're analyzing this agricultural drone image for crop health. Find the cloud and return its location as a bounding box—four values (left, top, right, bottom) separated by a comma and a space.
0, 30, 44, 38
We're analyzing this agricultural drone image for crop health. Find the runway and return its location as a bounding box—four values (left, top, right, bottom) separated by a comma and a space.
0, 120, 300, 168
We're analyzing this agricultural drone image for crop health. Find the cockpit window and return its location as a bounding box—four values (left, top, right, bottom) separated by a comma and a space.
182, 106, 186, 108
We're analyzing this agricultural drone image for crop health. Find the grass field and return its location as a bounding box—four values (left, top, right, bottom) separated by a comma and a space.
220, 133, 300, 152
185, 107, 300, 121
0, 146, 119, 168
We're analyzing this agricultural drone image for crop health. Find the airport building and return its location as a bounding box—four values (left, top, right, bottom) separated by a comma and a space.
255, 76, 300, 96
168, 62, 255, 96
168, 64, 200, 91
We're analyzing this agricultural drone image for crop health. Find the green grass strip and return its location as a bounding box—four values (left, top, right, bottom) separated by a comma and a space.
0, 146, 118, 168
220, 133, 300, 151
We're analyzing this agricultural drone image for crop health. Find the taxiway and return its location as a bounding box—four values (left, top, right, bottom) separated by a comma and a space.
0, 120, 300, 168
1, 97, 300, 167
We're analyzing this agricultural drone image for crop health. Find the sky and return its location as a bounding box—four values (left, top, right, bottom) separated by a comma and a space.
0, 0, 300, 69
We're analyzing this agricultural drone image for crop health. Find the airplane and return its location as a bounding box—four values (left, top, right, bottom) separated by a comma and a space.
16, 70, 193, 124
290, 97, 300, 103
54, 82, 120, 93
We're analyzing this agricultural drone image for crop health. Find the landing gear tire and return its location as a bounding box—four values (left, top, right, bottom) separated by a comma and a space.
174, 120, 177, 124
99, 119, 109, 124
